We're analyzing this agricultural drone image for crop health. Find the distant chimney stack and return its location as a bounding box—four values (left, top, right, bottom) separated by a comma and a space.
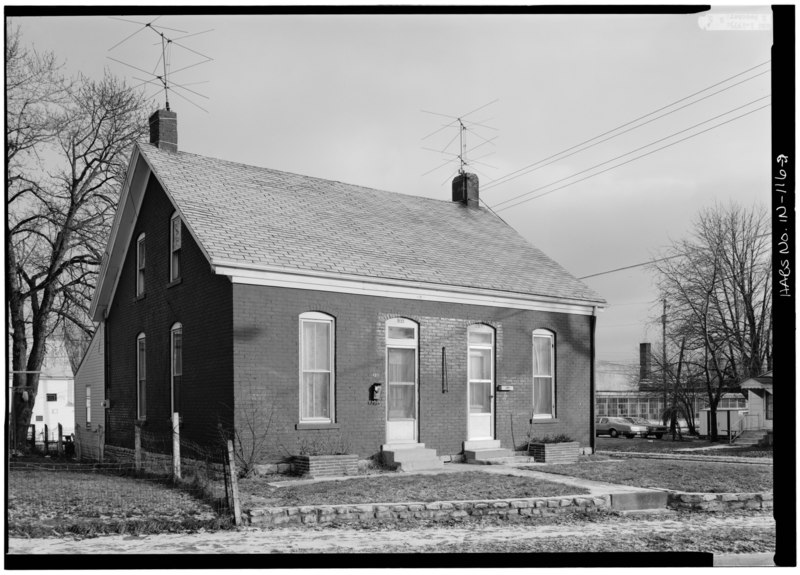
452, 172, 479, 207
639, 343, 652, 381
149, 109, 178, 152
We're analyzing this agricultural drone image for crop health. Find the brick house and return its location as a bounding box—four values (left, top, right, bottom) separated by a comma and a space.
88, 109, 605, 469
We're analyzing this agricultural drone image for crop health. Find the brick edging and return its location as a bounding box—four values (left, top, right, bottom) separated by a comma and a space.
666, 491, 773, 511
598, 450, 773, 465
246, 494, 610, 526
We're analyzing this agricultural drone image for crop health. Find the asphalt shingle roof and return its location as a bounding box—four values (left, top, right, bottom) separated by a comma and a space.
139, 143, 604, 304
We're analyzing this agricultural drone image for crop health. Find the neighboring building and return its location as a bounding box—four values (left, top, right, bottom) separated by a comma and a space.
87, 109, 605, 468
738, 370, 773, 432
595, 343, 746, 426
29, 341, 75, 442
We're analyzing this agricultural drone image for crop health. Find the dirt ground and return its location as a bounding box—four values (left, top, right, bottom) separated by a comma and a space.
8, 511, 775, 554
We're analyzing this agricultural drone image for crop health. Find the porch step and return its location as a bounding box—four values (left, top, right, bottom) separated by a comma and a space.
463, 439, 502, 451
381, 445, 443, 472
464, 448, 514, 462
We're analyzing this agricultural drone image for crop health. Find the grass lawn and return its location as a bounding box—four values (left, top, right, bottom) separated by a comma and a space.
8, 459, 230, 537
596, 437, 773, 458
526, 456, 772, 493
237, 471, 589, 508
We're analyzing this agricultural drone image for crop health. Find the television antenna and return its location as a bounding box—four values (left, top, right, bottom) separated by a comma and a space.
420, 99, 499, 183
107, 16, 214, 113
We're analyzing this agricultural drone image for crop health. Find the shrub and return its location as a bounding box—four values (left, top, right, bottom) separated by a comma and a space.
529, 434, 575, 444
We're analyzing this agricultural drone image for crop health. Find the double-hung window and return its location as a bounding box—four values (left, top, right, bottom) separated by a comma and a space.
137, 333, 146, 420
170, 212, 181, 282
299, 312, 335, 423
532, 329, 555, 418
85, 386, 92, 427
136, 233, 146, 296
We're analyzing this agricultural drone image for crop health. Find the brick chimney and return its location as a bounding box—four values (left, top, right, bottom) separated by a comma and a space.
639, 343, 652, 381
452, 172, 479, 207
149, 109, 177, 152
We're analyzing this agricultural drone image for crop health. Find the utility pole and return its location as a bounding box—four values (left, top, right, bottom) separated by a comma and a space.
662, 299, 668, 413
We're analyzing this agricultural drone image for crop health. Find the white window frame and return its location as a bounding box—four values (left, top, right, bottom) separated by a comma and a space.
137, 333, 146, 420
299, 312, 335, 423
171, 322, 183, 416
170, 212, 181, 282
85, 386, 91, 427
136, 233, 146, 296
532, 329, 555, 419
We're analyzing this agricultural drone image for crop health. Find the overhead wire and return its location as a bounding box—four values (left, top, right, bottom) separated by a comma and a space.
491, 99, 770, 212
483, 60, 770, 192
483, 69, 770, 192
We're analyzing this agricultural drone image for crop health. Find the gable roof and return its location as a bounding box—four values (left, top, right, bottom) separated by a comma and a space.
143, 144, 602, 298
739, 371, 773, 390
91, 142, 604, 320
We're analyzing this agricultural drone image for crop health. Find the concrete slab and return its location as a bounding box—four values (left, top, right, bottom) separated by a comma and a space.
713, 553, 775, 566
610, 490, 668, 511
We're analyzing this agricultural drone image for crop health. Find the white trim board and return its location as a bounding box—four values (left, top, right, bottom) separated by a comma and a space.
217, 266, 603, 316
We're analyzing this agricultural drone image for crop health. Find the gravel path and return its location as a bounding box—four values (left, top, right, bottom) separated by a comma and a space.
8, 513, 775, 554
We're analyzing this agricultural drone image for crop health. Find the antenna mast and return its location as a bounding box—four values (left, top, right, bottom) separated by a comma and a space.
420, 99, 499, 183
107, 17, 214, 113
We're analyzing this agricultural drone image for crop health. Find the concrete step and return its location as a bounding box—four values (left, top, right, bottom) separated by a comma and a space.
381, 445, 443, 472
395, 459, 444, 472
464, 448, 514, 461
463, 439, 501, 451
610, 490, 669, 511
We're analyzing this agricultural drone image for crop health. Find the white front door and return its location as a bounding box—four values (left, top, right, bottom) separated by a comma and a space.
467, 325, 494, 441
385, 318, 419, 444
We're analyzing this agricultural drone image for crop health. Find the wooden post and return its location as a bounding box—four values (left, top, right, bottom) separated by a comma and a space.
44, 424, 49, 454
226, 440, 242, 526
57, 423, 63, 456
134, 424, 142, 471
98, 425, 105, 463
172, 412, 181, 480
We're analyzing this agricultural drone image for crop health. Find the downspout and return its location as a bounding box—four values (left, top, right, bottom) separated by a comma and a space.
589, 306, 597, 454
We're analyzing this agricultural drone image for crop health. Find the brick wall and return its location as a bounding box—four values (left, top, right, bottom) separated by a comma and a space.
105, 174, 234, 452
231, 283, 593, 462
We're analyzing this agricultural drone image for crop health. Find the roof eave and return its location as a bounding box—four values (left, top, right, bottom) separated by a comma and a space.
212, 259, 606, 314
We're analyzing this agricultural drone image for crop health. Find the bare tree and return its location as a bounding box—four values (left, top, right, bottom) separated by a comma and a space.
6, 26, 149, 449
651, 203, 771, 441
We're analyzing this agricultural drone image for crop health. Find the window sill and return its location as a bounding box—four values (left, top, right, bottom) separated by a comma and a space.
167, 277, 182, 289
295, 422, 340, 431
531, 418, 560, 424
135, 294, 146, 302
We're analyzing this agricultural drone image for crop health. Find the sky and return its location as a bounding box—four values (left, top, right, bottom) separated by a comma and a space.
10, 6, 775, 366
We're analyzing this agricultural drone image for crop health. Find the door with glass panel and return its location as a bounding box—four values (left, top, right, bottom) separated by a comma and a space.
467, 325, 494, 440
385, 318, 418, 444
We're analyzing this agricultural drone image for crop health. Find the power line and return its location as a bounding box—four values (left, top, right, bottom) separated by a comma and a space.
483, 69, 770, 193
576, 233, 771, 280
483, 60, 770, 192
492, 100, 770, 212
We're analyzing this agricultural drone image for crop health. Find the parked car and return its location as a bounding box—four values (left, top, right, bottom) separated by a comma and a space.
623, 417, 668, 439
595, 417, 648, 438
